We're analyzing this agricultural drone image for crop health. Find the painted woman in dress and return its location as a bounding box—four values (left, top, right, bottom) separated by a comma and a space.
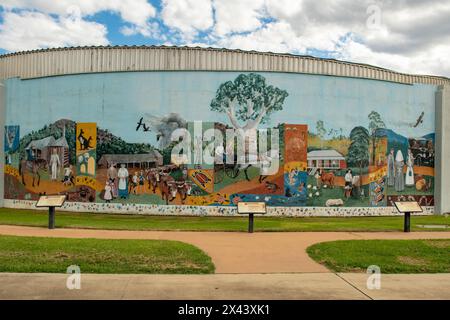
104, 181, 112, 203
117, 164, 129, 199
386, 148, 395, 187
405, 148, 415, 186
394, 150, 405, 192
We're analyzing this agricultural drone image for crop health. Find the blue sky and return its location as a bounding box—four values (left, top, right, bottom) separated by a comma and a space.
0, 1, 449, 77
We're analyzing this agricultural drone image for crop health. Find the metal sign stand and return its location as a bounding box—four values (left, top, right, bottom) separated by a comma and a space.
394, 201, 422, 233
48, 206, 56, 229
248, 213, 254, 233
36, 195, 66, 229
237, 202, 267, 233
404, 212, 411, 233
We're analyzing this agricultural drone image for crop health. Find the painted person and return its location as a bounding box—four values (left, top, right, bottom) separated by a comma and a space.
107, 163, 118, 197
405, 148, 415, 186
139, 170, 145, 193
117, 164, 129, 199
344, 169, 353, 199
49, 148, 61, 181
104, 181, 112, 203
132, 172, 139, 195
314, 169, 322, 188
386, 148, 395, 186
394, 150, 405, 192
110, 179, 118, 199
288, 168, 298, 186
62, 165, 74, 186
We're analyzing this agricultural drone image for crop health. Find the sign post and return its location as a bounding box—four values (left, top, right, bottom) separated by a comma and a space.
237, 202, 267, 233
394, 201, 423, 233
36, 195, 66, 229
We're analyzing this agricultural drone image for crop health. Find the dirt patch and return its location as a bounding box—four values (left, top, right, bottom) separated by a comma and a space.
424, 240, 450, 249
397, 256, 428, 266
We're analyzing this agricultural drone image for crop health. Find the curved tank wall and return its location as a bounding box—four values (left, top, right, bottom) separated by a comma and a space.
1, 68, 439, 216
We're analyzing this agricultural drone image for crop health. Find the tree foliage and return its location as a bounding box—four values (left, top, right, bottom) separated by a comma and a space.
368, 111, 386, 134
315, 120, 326, 138
368, 111, 386, 164
210, 73, 288, 130
347, 126, 370, 174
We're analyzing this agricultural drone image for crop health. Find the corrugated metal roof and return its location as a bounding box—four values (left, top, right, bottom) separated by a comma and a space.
0, 45, 449, 85
26, 136, 55, 149
307, 150, 345, 160
26, 135, 69, 149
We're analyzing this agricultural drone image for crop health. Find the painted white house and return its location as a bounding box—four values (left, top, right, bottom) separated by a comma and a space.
307, 150, 347, 170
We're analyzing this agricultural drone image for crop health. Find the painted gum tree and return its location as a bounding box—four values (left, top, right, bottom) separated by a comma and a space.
210, 73, 288, 161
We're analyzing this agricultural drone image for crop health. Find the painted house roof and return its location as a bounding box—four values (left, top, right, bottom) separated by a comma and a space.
307, 150, 345, 160
53, 136, 69, 148
26, 136, 55, 149
26, 135, 69, 149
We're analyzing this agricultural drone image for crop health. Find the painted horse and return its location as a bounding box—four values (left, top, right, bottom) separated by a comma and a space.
19, 158, 48, 187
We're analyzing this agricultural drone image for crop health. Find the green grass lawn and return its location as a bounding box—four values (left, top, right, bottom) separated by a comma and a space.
0, 235, 214, 274
0, 208, 448, 232
307, 239, 450, 273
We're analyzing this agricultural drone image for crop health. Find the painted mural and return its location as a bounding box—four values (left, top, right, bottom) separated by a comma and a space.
3, 71, 436, 211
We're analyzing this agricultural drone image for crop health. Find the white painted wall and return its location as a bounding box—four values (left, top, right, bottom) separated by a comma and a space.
435, 85, 450, 214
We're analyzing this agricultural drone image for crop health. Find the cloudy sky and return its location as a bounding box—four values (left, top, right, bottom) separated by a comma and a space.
0, 0, 449, 77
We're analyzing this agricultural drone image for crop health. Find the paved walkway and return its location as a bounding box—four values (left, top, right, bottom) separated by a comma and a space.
1, 273, 449, 300
0, 225, 449, 273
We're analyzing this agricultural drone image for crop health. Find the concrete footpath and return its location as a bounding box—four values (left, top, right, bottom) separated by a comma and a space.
0, 226, 449, 300
0, 225, 449, 273
1, 273, 449, 300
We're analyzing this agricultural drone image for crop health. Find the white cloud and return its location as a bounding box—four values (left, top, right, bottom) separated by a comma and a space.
337, 36, 450, 77
213, 0, 266, 36
161, 0, 213, 40
1, 0, 156, 27
0, 10, 108, 51
265, 0, 303, 18
218, 21, 304, 53
212, 0, 450, 77
120, 22, 164, 39
1, 0, 449, 77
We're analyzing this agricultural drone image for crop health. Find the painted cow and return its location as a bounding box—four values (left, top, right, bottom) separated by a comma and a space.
175, 181, 192, 204
319, 169, 335, 188
159, 174, 178, 204
146, 169, 160, 193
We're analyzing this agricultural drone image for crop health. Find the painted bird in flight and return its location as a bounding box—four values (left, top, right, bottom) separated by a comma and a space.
412, 112, 424, 128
